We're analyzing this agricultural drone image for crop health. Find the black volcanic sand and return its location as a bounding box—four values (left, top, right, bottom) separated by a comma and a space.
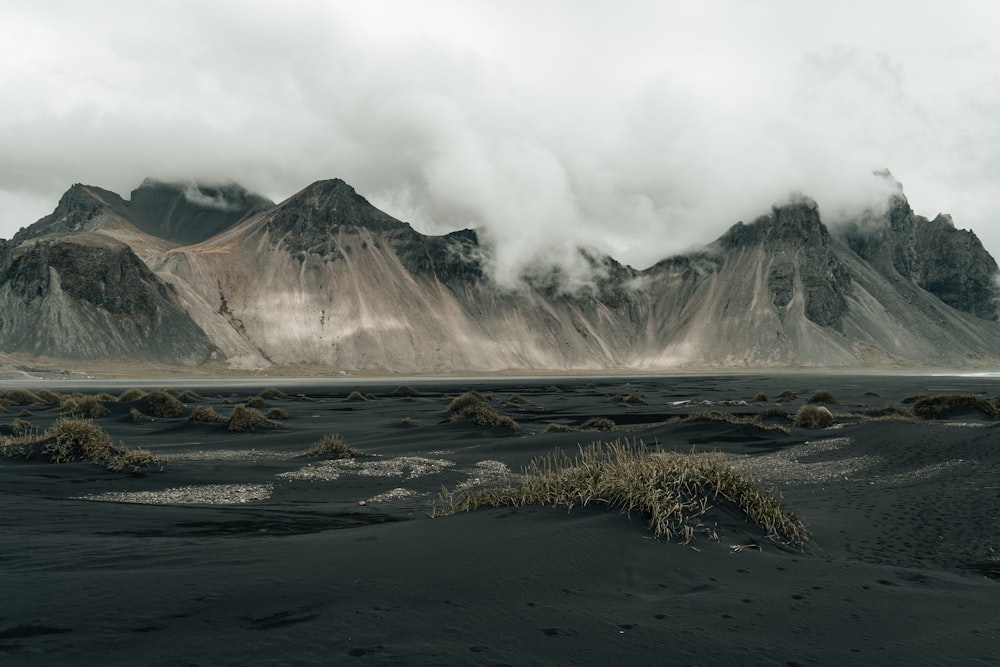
1, 374, 998, 665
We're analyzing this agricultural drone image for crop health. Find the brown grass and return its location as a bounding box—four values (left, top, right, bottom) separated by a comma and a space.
305, 433, 364, 458
189, 405, 227, 423
144, 390, 185, 418
435, 440, 808, 545
911, 394, 1000, 420
581, 417, 616, 431
447, 391, 518, 430
227, 405, 280, 432
2, 389, 42, 405
806, 390, 837, 405
793, 404, 834, 429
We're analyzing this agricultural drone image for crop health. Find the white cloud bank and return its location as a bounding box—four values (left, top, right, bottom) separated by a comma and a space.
1, 0, 998, 278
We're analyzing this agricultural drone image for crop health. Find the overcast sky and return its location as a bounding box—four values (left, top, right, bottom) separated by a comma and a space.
2, 0, 998, 277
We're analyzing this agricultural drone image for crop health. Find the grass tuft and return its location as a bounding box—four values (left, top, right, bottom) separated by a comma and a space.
59, 394, 106, 418
227, 405, 280, 432
2, 389, 42, 405
806, 390, 837, 405
911, 394, 1000, 420
267, 407, 289, 420
345, 391, 369, 402
447, 391, 518, 430
259, 388, 288, 400
117, 388, 147, 402
189, 405, 227, 423
793, 404, 834, 429
393, 385, 419, 397
305, 433, 364, 458
245, 395, 268, 409
435, 440, 808, 545
581, 416, 616, 431
144, 390, 185, 418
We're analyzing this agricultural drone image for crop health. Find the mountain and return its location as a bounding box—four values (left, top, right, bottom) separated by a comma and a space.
2, 176, 999, 371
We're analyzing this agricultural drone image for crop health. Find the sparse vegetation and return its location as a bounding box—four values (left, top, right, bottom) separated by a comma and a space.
581, 416, 616, 431
611, 393, 646, 405
345, 391, 369, 402
259, 387, 288, 400
245, 395, 268, 409
447, 391, 518, 430
911, 395, 1000, 420
35, 389, 62, 403
59, 394, 106, 418
546, 386, 562, 393
144, 390, 185, 418
267, 407, 289, 420
105, 448, 167, 474
435, 440, 808, 545
793, 404, 834, 429
11, 418, 33, 436
227, 405, 280, 432
42, 418, 116, 463
669, 411, 789, 434
775, 390, 797, 402
2, 389, 42, 405
756, 406, 790, 421
117, 388, 147, 402
400, 416, 420, 426
305, 433, 364, 458
806, 390, 837, 405
752, 392, 768, 403
129, 408, 149, 423
189, 405, 227, 423
393, 385, 419, 397
506, 393, 528, 405
543, 422, 576, 433
177, 390, 202, 402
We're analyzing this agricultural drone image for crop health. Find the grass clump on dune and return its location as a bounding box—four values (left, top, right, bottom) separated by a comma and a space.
911, 394, 1000, 420
305, 433, 364, 458
581, 416, 615, 431
59, 394, 106, 418
793, 404, 834, 429
117, 388, 147, 402
806, 390, 837, 405
0, 418, 167, 474
259, 387, 288, 400
35, 389, 62, 403
2, 389, 43, 406
144, 390, 185, 418
267, 407, 289, 420
227, 405, 280, 432
393, 385, 419, 397
189, 405, 227, 424
345, 391, 370, 402
665, 411, 790, 434
245, 395, 268, 408
448, 391, 518, 430
435, 440, 808, 545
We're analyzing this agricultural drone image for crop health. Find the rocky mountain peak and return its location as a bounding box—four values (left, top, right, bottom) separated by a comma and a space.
127, 179, 273, 245
717, 198, 830, 250
264, 178, 409, 255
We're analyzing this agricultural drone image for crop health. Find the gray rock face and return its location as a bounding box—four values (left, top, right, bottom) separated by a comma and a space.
840, 194, 999, 320
4, 176, 1000, 370
127, 179, 273, 245
718, 200, 852, 329
0, 236, 215, 364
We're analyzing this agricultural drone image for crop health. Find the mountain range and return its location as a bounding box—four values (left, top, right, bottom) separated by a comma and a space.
1, 175, 998, 372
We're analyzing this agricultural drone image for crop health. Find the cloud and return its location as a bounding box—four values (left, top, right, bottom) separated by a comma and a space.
1, 0, 999, 282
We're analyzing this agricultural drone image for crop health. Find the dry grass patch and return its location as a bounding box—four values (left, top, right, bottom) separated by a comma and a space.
544, 422, 576, 433
0, 418, 167, 473
2, 389, 43, 405
267, 407, 289, 420
393, 385, 419, 397
793, 405, 834, 429
245, 395, 268, 409
911, 394, 1000, 420
117, 388, 147, 402
752, 392, 768, 402
345, 391, 370, 402
260, 387, 288, 400
447, 391, 518, 430
435, 440, 808, 545
35, 389, 62, 403
227, 405, 280, 432
668, 411, 790, 434
806, 390, 837, 405
144, 390, 185, 418
189, 405, 227, 423
581, 416, 616, 431
400, 416, 420, 426
775, 390, 797, 402
305, 433, 364, 458
59, 394, 106, 418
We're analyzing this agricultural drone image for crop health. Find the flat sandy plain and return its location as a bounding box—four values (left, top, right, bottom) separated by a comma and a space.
1, 373, 998, 666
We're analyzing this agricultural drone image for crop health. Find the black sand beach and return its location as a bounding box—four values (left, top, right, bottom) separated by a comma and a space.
2, 374, 998, 665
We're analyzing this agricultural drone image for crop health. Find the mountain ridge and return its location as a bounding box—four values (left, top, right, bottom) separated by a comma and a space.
2, 176, 998, 371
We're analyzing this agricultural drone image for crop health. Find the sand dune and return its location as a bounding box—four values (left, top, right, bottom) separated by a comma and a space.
1, 374, 998, 665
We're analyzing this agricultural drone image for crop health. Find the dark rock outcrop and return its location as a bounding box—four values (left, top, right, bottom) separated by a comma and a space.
127, 179, 273, 245
718, 200, 852, 329
0, 237, 215, 364
840, 193, 999, 321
